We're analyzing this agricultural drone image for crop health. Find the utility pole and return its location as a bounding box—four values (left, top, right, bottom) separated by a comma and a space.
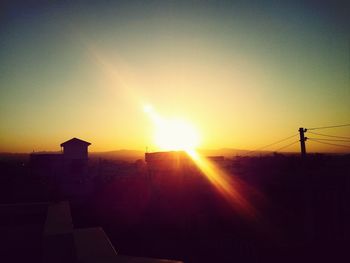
299, 127, 307, 158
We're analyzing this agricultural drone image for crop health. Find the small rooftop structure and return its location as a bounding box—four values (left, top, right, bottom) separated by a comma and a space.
60, 138, 91, 160
60, 138, 91, 148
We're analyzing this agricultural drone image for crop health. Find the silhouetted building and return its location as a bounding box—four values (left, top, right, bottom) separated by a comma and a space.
30, 152, 63, 177
30, 138, 92, 198
60, 138, 91, 177
30, 138, 91, 176
61, 138, 91, 160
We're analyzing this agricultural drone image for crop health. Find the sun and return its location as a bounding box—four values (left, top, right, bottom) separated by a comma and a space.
154, 118, 200, 151
143, 105, 255, 217
144, 105, 200, 151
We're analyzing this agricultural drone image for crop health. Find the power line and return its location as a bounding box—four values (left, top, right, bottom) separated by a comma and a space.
244, 134, 298, 155
308, 131, 350, 140
307, 137, 350, 143
308, 138, 350, 149
307, 123, 350, 131
274, 140, 299, 152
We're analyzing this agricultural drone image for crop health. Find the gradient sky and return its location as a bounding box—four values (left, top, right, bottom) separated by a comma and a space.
1, 0, 349, 153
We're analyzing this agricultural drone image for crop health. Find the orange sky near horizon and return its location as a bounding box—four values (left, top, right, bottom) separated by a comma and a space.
1, 1, 349, 154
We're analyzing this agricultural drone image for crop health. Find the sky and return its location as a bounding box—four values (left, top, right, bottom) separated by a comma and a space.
0, 0, 349, 153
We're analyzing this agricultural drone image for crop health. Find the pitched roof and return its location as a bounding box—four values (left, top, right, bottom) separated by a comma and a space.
60, 138, 91, 147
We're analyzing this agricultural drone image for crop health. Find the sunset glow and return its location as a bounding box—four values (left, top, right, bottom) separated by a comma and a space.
144, 105, 200, 151
144, 103, 255, 216
1, 2, 349, 262
0, 1, 349, 153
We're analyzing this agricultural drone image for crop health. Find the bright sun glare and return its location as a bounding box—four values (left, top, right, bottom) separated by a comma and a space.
143, 104, 255, 218
143, 105, 200, 151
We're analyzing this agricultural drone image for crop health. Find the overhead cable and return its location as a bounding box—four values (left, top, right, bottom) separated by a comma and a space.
307, 131, 350, 140
274, 140, 299, 152
244, 134, 298, 155
308, 138, 350, 149
307, 123, 350, 131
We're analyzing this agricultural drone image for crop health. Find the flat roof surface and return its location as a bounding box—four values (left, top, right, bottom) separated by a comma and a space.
44, 201, 73, 235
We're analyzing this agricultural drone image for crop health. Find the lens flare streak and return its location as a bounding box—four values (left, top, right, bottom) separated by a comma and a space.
144, 105, 257, 218
186, 149, 257, 218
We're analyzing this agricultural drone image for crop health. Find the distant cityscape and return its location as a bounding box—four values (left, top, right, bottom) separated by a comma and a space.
1, 137, 349, 262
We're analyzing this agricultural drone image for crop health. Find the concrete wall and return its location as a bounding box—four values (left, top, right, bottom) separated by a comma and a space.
63, 144, 88, 160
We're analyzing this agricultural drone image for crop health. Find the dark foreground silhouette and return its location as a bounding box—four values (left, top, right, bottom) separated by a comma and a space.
0, 152, 349, 262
